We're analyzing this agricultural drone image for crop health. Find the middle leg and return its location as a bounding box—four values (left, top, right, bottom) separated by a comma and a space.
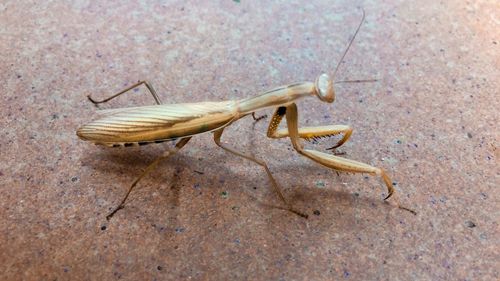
213, 128, 308, 218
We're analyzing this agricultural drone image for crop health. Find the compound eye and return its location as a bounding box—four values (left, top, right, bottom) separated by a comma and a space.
315, 73, 334, 102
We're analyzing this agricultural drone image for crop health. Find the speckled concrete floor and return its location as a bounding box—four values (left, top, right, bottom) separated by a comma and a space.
1, 1, 498, 280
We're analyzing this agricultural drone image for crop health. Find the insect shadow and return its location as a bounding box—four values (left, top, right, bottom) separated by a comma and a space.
81, 143, 397, 223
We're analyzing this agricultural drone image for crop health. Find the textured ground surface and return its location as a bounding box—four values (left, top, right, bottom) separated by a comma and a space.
1, 1, 498, 280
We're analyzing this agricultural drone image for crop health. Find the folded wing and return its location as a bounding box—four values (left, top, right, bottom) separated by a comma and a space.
77, 101, 237, 145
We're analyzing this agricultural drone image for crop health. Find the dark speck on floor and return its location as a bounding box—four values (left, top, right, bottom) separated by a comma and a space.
465, 220, 476, 228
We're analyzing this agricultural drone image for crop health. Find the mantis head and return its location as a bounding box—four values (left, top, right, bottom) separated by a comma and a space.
314, 73, 335, 103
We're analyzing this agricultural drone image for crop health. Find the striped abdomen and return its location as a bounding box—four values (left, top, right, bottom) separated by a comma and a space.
77, 101, 237, 147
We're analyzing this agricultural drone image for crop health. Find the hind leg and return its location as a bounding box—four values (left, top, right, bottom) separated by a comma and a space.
106, 137, 191, 220
88, 80, 163, 106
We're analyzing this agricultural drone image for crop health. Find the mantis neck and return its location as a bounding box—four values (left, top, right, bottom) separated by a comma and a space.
236, 82, 315, 115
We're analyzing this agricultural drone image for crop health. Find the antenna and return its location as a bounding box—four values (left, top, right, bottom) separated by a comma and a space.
332, 8, 366, 79
335, 78, 378, 84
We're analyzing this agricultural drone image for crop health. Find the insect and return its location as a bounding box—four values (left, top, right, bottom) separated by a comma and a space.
77, 10, 415, 220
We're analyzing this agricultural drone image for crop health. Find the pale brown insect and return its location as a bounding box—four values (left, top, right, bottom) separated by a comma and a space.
77, 10, 415, 220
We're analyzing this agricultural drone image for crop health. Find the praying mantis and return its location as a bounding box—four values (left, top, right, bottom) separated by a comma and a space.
77, 10, 415, 220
